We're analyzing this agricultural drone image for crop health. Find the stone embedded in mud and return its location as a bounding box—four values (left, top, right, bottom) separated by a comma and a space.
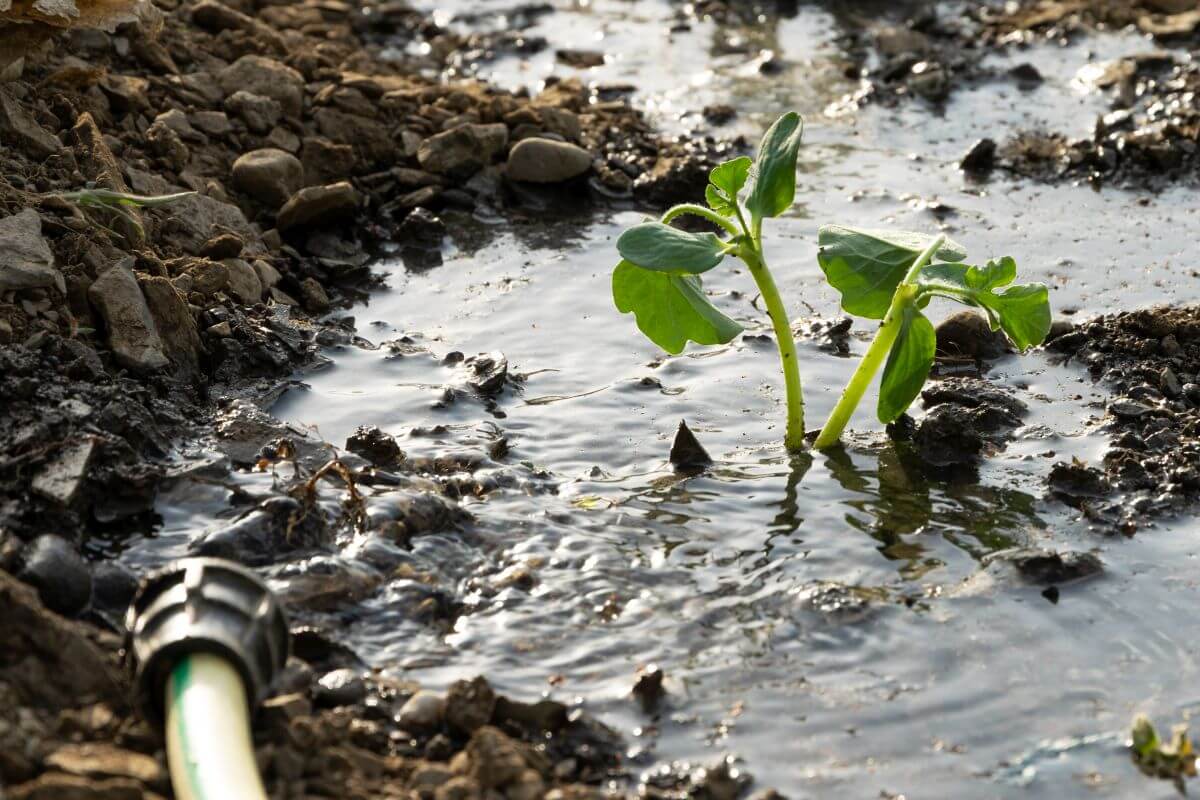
417, 123, 509, 179
445, 676, 497, 736
1048, 461, 1112, 501
912, 403, 1017, 466
670, 420, 712, 471
984, 548, 1103, 586
231, 148, 305, 209
190, 496, 327, 566
18, 534, 92, 617
217, 55, 304, 118
633, 155, 711, 209
345, 425, 405, 467
225, 90, 282, 134
632, 664, 665, 713
465, 352, 509, 395
505, 137, 592, 183
299, 277, 330, 312
221, 257, 264, 305
398, 207, 446, 249
0, 208, 64, 294
87, 259, 169, 371
31, 435, 98, 507
276, 182, 359, 232
921, 377, 1028, 417
934, 310, 1009, 360
138, 276, 201, 376
960, 138, 997, 176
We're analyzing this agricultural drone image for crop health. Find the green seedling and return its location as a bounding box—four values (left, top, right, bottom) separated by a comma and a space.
1131, 713, 1197, 792
56, 187, 195, 241
612, 112, 808, 451
812, 227, 1051, 449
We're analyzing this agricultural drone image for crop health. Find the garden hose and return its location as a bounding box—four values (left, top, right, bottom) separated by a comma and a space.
125, 558, 289, 800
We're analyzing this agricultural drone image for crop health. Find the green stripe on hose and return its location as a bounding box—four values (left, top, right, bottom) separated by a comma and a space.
171, 657, 207, 800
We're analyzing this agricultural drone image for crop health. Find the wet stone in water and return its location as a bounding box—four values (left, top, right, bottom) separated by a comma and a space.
444, 675, 497, 736
398, 690, 445, 732
313, 668, 366, 708
632, 664, 665, 713
670, 419, 712, 472
985, 548, 1104, 586
18, 534, 91, 617
345, 425, 405, 467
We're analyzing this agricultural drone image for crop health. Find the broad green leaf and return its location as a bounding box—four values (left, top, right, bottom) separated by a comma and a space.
612, 260, 743, 354
918, 258, 1051, 350
617, 222, 728, 274
746, 112, 804, 223
705, 156, 752, 217
710, 156, 752, 197
878, 305, 936, 423
817, 225, 969, 319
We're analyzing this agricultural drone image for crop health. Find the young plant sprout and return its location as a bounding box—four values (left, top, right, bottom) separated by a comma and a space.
812, 227, 1052, 449
56, 187, 195, 242
612, 112, 808, 451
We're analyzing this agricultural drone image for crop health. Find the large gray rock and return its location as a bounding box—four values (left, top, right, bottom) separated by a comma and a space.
87, 259, 169, 372
138, 276, 201, 376
0, 209, 63, 293
417, 123, 508, 179
506, 138, 592, 183
231, 148, 304, 208
218, 56, 304, 117
276, 182, 358, 232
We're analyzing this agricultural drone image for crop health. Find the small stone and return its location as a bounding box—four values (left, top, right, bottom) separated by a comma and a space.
44, 743, 163, 785
88, 259, 169, 371
232, 148, 304, 209
418, 123, 509, 179
986, 548, 1103, 585
935, 310, 1009, 359
0, 209, 63, 294
217, 55, 304, 117
670, 420, 712, 471
186, 259, 229, 295
398, 690, 445, 732
313, 668, 366, 708
399, 207, 445, 249
506, 137, 592, 183
199, 232, 244, 260
298, 277, 330, 312
252, 260, 282, 289
221, 258, 264, 304
206, 321, 232, 337
444, 676, 497, 736
632, 664, 665, 712
960, 138, 997, 176
18, 535, 91, 617
276, 182, 359, 232
1109, 399, 1151, 419
0, 87, 62, 158
191, 110, 233, 138
32, 437, 98, 507
225, 90, 282, 134
345, 426, 404, 466
1161, 367, 1182, 398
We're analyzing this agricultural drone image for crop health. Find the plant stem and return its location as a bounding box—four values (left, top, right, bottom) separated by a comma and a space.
740, 243, 806, 451
813, 234, 946, 449
660, 203, 742, 237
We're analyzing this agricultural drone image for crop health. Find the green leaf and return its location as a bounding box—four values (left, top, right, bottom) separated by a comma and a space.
917, 258, 1051, 350
612, 260, 743, 354
817, 226, 969, 319
705, 157, 752, 217
616, 222, 729, 274
746, 112, 804, 223
878, 304, 936, 423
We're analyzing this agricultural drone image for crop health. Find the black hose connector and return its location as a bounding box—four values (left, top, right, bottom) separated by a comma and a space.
125, 557, 289, 730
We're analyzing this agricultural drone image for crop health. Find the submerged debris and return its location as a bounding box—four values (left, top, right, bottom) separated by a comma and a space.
669, 420, 713, 472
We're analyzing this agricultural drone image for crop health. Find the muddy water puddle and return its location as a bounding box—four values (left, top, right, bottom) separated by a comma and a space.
128, 4, 1200, 797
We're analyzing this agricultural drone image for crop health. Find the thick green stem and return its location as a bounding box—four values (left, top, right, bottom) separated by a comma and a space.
813, 235, 946, 449
741, 244, 806, 451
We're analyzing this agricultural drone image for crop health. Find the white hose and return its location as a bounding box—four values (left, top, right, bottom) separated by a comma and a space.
165, 652, 270, 800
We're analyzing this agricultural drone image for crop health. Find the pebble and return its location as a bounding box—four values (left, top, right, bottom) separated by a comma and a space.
313, 668, 366, 708
231, 148, 304, 209
444, 676, 496, 735
505, 137, 592, 183
397, 690, 445, 732
276, 182, 359, 232
18, 534, 92, 617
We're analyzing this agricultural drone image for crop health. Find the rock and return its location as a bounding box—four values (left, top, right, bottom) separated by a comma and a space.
221, 258, 264, 304
912, 403, 1015, 466
99, 74, 150, 112
435, 776, 483, 800
632, 664, 665, 712
154, 108, 198, 140
276, 182, 359, 232
189, 497, 324, 565
1048, 461, 1111, 500
445, 676, 497, 736
418, 123, 508, 179
128, 169, 258, 252
225, 90, 282, 134
298, 277, 330, 312
186, 259, 229, 294
70, 113, 142, 245
920, 377, 1028, 417
464, 353, 508, 395
89, 562, 138, 625
345, 426, 404, 466
555, 48, 604, 67
6, 772, 147, 800
44, 743, 163, 785
0, 86, 61, 158
18, 535, 91, 617
88, 259, 169, 371
0, 209, 63, 294
313, 108, 395, 166
398, 207, 445, 249
398, 690, 445, 732
985, 548, 1103, 586
138, 276, 201, 376
1109, 399, 1152, 419
232, 148, 304, 209
465, 726, 527, 789
199, 232, 244, 260
191, 110, 232, 138
31, 436, 98, 507
960, 138, 997, 176
505, 137, 592, 183
217, 55, 304, 117
313, 668, 366, 708
301, 137, 356, 185
935, 310, 1009, 359
252, 259, 282, 289
670, 420, 712, 471
506, 769, 545, 800
145, 119, 189, 170
1009, 63, 1043, 90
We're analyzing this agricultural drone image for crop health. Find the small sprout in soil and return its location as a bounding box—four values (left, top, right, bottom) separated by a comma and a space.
613, 112, 807, 450
1131, 713, 1197, 792
812, 227, 1051, 449
54, 186, 195, 242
